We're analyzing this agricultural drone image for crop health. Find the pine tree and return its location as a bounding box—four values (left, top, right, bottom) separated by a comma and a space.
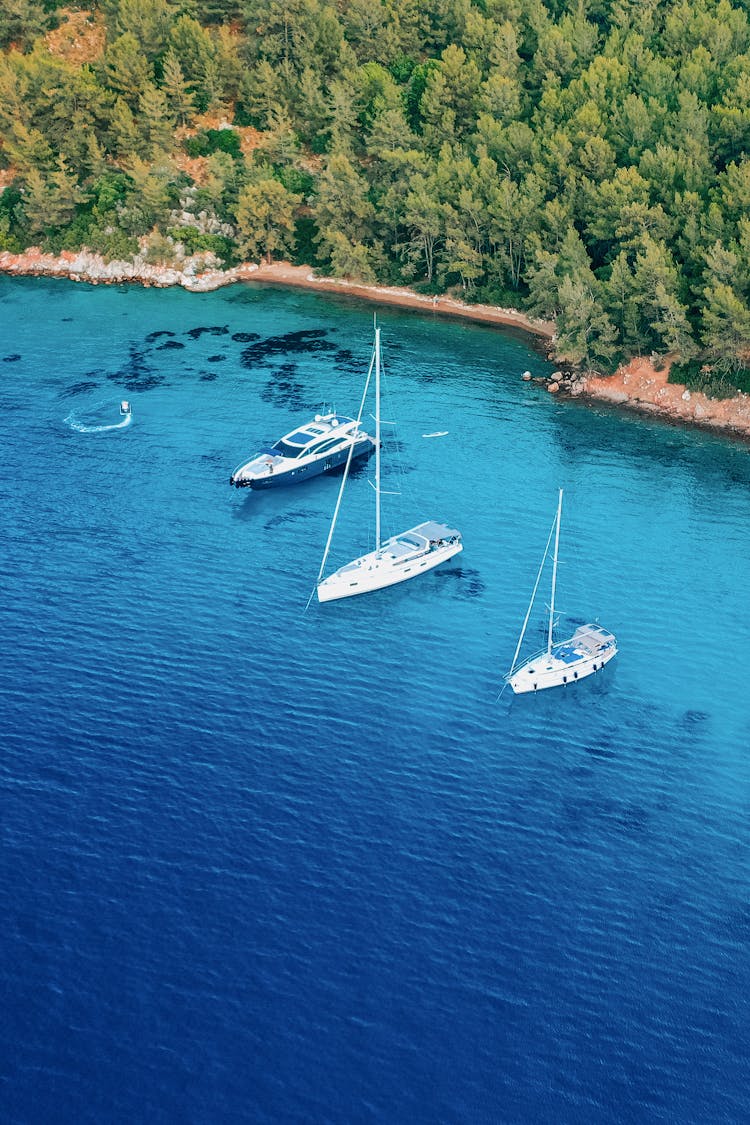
234, 177, 301, 263
161, 49, 195, 125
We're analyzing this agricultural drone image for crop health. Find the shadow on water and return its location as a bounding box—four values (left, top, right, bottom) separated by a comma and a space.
433, 566, 486, 599
229, 485, 326, 526
264, 508, 324, 531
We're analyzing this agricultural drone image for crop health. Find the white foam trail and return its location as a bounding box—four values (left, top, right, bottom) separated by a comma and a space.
66, 404, 132, 434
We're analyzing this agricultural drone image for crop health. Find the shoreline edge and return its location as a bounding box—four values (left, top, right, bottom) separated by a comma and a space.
3, 248, 750, 440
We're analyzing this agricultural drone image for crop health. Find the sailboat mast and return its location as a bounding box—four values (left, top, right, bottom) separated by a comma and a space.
315, 343, 376, 586
547, 488, 563, 655
374, 325, 381, 551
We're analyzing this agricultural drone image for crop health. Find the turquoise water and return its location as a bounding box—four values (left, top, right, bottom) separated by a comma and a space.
2, 275, 750, 1122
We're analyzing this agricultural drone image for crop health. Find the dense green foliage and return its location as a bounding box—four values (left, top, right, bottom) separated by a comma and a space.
4, 0, 750, 380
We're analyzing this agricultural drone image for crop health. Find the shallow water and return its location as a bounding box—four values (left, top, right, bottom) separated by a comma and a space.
2, 276, 750, 1122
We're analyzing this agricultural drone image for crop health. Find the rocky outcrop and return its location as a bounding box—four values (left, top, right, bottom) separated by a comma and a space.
0, 247, 257, 291
581, 358, 750, 439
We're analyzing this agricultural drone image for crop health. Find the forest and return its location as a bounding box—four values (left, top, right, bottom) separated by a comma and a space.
3, 0, 750, 386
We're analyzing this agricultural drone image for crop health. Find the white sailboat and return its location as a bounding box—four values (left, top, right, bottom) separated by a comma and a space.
316, 326, 462, 603
505, 489, 617, 693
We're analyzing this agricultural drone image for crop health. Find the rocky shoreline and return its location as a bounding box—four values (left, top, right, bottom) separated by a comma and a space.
3, 248, 750, 441
546, 358, 750, 441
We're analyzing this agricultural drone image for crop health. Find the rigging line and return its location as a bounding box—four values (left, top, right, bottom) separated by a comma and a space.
303, 584, 317, 614
379, 352, 419, 520
506, 512, 558, 678
314, 341, 376, 587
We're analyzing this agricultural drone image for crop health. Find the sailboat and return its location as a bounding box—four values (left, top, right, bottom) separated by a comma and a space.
505, 489, 617, 693
316, 325, 462, 603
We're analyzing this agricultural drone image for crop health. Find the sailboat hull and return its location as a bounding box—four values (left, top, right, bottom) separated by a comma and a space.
317, 522, 462, 602
507, 626, 617, 694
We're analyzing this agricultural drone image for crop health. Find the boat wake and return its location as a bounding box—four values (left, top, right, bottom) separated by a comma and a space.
66, 402, 132, 433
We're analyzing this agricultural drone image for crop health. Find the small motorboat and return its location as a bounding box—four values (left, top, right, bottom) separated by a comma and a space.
120, 400, 131, 416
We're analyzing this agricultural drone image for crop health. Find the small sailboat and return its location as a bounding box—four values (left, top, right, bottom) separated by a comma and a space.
505, 489, 617, 693
316, 326, 462, 603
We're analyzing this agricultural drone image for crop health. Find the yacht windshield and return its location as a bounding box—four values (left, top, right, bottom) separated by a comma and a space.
272, 439, 307, 458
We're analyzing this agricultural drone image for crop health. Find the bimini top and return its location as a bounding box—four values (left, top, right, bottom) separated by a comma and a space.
411, 520, 462, 541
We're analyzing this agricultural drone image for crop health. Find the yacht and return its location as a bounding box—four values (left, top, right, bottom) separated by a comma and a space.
230, 413, 376, 489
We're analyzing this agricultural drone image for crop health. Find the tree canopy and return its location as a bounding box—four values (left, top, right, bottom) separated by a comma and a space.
4, 0, 750, 381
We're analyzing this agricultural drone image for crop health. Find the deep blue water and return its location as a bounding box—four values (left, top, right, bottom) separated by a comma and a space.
2, 275, 750, 1123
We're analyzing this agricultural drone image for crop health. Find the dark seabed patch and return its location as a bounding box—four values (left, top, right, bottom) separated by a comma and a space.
207, 354, 226, 363
260, 363, 314, 412
559, 795, 651, 840
332, 348, 356, 371
240, 328, 336, 368
157, 340, 185, 350
260, 380, 311, 412
186, 326, 229, 339
681, 709, 710, 726
433, 566, 485, 598
106, 343, 163, 393
725, 903, 750, 943
3, 354, 21, 362
60, 380, 100, 398
231, 331, 260, 343
199, 372, 218, 381
61, 317, 73, 322
145, 330, 175, 343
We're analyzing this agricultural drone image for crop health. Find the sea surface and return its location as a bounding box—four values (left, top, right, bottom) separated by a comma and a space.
2, 275, 750, 1123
